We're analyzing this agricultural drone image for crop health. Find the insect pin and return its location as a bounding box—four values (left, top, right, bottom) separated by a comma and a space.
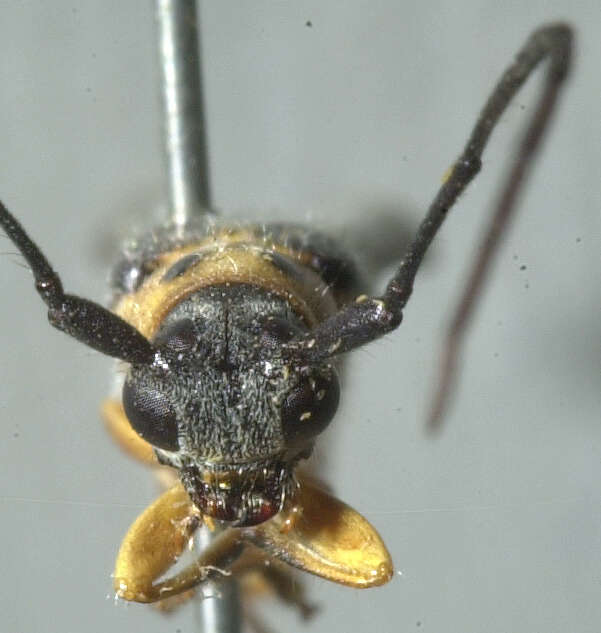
0, 22, 571, 608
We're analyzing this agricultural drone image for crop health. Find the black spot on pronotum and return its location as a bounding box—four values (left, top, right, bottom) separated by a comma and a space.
162, 253, 202, 281
265, 251, 305, 281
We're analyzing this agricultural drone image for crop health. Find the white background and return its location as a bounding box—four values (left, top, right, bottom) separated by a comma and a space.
0, 2, 600, 633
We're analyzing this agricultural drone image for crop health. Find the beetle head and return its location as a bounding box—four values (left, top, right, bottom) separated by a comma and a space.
122, 284, 339, 526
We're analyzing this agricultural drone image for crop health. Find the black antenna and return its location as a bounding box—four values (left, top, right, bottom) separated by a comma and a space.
0, 199, 156, 365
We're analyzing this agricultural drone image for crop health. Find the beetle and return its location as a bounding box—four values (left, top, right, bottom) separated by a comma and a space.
1, 7, 592, 628
0, 20, 572, 610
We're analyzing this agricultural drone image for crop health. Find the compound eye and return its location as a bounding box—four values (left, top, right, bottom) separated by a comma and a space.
259, 316, 303, 348
281, 370, 340, 447
153, 318, 197, 353
122, 379, 179, 451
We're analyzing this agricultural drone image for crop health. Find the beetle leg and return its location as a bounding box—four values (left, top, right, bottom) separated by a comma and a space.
101, 398, 157, 465
244, 478, 393, 588
114, 483, 244, 603
231, 550, 317, 619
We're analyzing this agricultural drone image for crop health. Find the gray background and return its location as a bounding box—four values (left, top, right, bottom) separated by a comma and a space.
0, 2, 600, 632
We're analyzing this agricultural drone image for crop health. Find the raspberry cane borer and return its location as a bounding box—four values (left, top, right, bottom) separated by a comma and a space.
0, 23, 571, 605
